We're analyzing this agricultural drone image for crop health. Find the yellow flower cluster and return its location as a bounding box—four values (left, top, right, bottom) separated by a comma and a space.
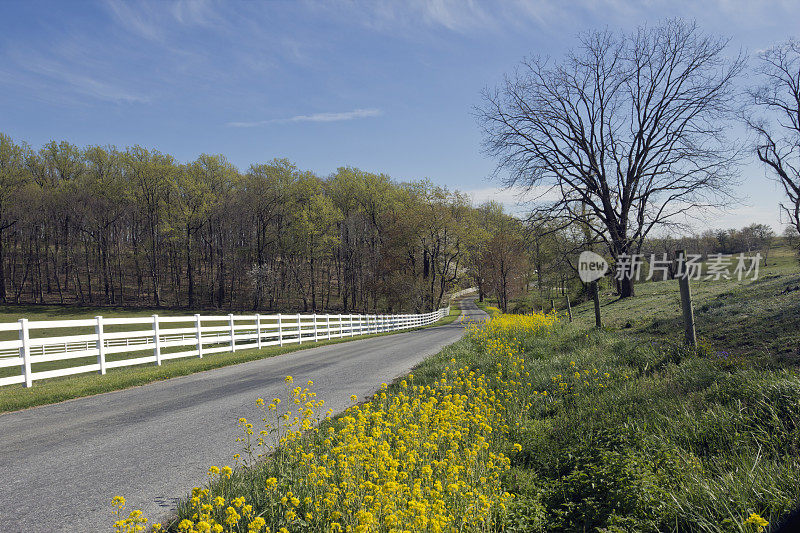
466, 311, 559, 431
111, 496, 149, 533
113, 313, 558, 532
548, 361, 613, 399
743, 513, 769, 532
468, 312, 558, 352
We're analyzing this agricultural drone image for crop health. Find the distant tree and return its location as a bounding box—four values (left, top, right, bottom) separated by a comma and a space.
739, 223, 775, 256
478, 20, 744, 297
749, 40, 800, 239
0, 134, 30, 303
783, 225, 800, 249
124, 146, 176, 306
485, 219, 527, 313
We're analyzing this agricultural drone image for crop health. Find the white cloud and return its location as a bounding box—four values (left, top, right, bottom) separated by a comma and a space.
466, 187, 785, 233
693, 205, 783, 232
466, 185, 560, 214
226, 108, 382, 127
103, 0, 165, 42
2, 48, 149, 105
171, 0, 219, 26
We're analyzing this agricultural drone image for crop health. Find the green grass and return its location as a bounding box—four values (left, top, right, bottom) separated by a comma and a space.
400, 312, 800, 531
436, 301, 463, 325
0, 305, 463, 413
567, 246, 800, 365
494, 324, 800, 532
474, 299, 501, 317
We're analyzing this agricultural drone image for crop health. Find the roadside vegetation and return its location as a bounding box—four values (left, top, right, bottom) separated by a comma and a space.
473, 300, 501, 318
114, 304, 799, 532
112, 312, 558, 532
500, 325, 798, 532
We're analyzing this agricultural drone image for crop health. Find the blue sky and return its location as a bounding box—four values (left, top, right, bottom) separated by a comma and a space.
1, 0, 799, 232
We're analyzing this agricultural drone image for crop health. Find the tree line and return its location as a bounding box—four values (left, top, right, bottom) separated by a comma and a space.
0, 133, 526, 313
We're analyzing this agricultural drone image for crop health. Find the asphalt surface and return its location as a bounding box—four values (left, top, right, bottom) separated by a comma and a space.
0, 297, 486, 532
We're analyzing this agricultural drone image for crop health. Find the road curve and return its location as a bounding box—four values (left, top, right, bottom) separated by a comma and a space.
0, 298, 486, 532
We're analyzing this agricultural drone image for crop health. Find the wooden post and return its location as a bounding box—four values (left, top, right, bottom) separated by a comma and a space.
195, 314, 203, 358
592, 281, 602, 328
256, 313, 262, 349
19, 318, 32, 388
96, 316, 107, 374
565, 295, 573, 322
675, 249, 697, 347
229, 314, 236, 352
277, 313, 283, 347
313, 313, 318, 342
550, 298, 555, 312
326, 314, 331, 340
152, 314, 162, 366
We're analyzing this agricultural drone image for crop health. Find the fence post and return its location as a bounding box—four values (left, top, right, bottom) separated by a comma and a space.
675, 249, 697, 347
195, 314, 203, 358
256, 313, 262, 350
277, 313, 283, 347
297, 313, 302, 344
326, 314, 331, 340
313, 313, 318, 342
565, 295, 573, 322
152, 314, 162, 366
592, 281, 602, 328
19, 318, 32, 388
229, 314, 236, 352
95, 316, 107, 374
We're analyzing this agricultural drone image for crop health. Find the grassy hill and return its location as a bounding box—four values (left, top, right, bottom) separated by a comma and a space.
569, 246, 800, 366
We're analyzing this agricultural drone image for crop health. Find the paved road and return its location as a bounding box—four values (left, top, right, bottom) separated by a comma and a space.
0, 298, 485, 532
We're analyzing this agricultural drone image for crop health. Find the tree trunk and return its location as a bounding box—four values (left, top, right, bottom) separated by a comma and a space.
619, 276, 635, 298
187, 225, 194, 309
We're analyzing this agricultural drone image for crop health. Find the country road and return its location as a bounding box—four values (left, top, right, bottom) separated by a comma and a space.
0, 297, 486, 532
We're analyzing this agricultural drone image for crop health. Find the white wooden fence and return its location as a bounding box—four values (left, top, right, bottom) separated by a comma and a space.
0, 307, 450, 388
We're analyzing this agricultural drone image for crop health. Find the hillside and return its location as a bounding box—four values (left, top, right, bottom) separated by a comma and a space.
569, 246, 800, 366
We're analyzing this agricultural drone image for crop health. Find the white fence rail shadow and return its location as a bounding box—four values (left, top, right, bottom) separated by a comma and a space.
0, 307, 450, 388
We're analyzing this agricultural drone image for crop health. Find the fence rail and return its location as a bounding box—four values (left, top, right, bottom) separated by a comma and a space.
0, 307, 450, 388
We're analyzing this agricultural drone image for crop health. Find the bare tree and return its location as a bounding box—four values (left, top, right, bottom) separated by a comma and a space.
749, 40, 800, 237
478, 20, 743, 297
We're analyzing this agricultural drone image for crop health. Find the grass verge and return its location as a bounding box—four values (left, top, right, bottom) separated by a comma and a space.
500, 324, 799, 532
474, 299, 501, 318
